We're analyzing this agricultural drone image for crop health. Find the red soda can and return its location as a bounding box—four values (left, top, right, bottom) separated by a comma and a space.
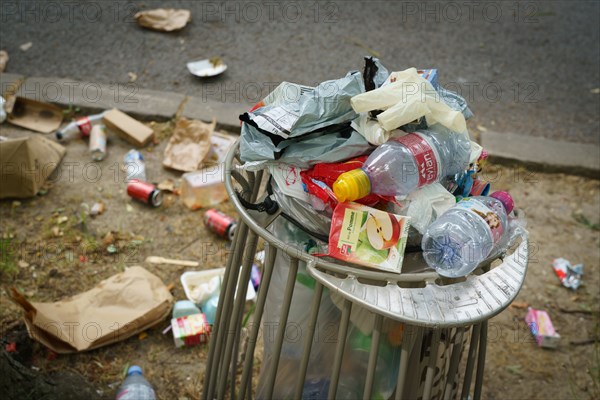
204, 209, 237, 241
127, 179, 163, 207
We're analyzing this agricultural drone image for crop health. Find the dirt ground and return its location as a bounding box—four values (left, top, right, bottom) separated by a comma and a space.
0, 120, 598, 400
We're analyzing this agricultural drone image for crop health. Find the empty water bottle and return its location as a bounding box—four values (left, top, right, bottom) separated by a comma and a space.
333, 125, 470, 202
116, 365, 156, 400
124, 149, 146, 182
421, 191, 514, 278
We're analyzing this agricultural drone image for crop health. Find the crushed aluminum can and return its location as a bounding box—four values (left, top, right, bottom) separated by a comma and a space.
552, 258, 583, 290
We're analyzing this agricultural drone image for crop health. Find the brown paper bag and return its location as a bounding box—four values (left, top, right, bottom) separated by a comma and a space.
163, 118, 215, 172
134, 9, 191, 32
10, 266, 174, 353
0, 135, 66, 199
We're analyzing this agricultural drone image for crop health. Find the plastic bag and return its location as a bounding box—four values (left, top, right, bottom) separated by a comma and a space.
240, 123, 373, 167
363, 56, 390, 91
242, 71, 364, 140
257, 218, 338, 400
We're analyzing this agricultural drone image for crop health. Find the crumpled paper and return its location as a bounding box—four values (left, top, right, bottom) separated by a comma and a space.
163, 118, 215, 172
134, 9, 191, 32
9, 266, 174, 353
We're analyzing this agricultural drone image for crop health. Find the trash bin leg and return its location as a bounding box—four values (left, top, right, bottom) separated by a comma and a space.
218, 230, 259, 399
205, 221, 250, 400
443, 327, 465, 400
395, 324, 418, 400
363, 314, 383, 400
461, 323, 482, 400
422, 329, 442, 400
239, 244, 278, 400
293, 276, 324, 399
473, 321, 488, 400
263, 257, 299, 399
328, 298, 352, 400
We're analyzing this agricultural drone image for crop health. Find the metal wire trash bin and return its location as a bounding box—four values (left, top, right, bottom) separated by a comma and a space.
203, 142, 529, 400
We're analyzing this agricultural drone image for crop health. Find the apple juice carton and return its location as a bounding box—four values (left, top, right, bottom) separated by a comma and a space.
327, 202, 410, 273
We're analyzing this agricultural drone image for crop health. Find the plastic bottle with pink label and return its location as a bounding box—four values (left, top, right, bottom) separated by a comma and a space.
421, 191, 514, 277
333, 125, 470, 202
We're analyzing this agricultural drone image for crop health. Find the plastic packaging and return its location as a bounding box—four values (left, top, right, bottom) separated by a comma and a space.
56, 112, 105, 141
172, 300, 201, 319
421, 191, 514, 277
180, 164, 227, 210
333, 125, 470, 202
124, 149, 146, 182
0, 96, 6, 123
116, 365, 156, 400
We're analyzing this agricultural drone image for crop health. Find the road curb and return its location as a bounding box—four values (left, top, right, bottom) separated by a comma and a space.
481, 131, 600, 178
0, 73, 244, 132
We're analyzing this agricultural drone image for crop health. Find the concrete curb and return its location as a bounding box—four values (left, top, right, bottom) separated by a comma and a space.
481, 131, 600, 178
2, 73, 598, 176
0, 72, 245, 132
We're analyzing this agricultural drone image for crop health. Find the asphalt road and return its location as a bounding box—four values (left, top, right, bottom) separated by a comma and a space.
1, 0, 599, 144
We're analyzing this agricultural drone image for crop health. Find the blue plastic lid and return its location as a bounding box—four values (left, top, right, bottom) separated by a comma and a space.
128, 365, 143, 376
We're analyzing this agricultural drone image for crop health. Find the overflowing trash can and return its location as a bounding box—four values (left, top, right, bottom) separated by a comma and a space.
202, 58, 530, 400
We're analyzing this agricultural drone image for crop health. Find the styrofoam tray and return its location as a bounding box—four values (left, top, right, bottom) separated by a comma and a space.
181, 267, 256, 305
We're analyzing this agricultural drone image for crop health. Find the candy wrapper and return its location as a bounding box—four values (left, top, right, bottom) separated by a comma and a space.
324, 202, 410, 273
171, 313, 211, 348
525, 308, 561, 349
552, 258, 583, 290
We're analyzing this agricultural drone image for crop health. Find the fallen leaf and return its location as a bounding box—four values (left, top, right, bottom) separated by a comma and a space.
138, 332, 148, 340
18, 260, 29, 268
591, 88, 600, 94
126, 204, 134, 213
157, 179, 176, 192
128, 72, 138, 83
510, 301, 529, 309
476, 124, 488, 132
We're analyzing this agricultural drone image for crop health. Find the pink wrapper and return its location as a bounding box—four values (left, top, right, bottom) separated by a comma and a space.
525, 308, 560, 348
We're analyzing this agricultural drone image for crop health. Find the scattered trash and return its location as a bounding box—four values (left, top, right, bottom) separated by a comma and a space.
7, 97, 63, 133
0, 96, 6, 123
9, 266, 173, 353
19, 42, 32, 51
525, 307, 561, 349
325, 203, 411, 273
180, 268, 256, 305
103, 108, 154, 147
163, 118, 215, 172
203, 131, 237, 165
551, 258, 583, 290
0, 50, 8, 72
106, 244, 118, 254
0, 135, 65, 199
134, 8, 191, 32
422, 192, 514, 278
124, 149, 147, 182
128, 72, 138, 83
55, 111, 105, 141
187, 57, 227, 77
157, 179, 177, 193
127, 180, 163, 207
172, 300, 201, 319
171, 313, 211, 347
204, 209, 237, 241
89, 125, 107, 161
180, 164, 227, 210
116, 365, 157, 400
145, 256, 199, 267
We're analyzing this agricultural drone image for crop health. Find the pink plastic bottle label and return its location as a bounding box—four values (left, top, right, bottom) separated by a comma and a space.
395, 133, 439, 187
455, 198, 504, 244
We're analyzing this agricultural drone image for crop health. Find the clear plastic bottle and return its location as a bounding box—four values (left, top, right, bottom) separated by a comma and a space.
116, 365, 156, 400
421, 191, 514, 278
55, 112, 106, 141
333, 126, 470, 202
124, 149, 146, 182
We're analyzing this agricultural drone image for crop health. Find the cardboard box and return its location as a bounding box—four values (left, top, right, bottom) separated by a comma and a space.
525, 307, 561, 349
7, 97, 63, 133
103, 108, 153, 147
0, 135, 66, 199
171, 313, 211, 347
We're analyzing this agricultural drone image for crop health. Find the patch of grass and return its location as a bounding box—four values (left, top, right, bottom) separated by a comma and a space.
0, 236, 18, 276
573, 212, 600, 231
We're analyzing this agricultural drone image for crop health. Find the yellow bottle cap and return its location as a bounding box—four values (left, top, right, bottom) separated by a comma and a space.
333, 169, 371, 203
